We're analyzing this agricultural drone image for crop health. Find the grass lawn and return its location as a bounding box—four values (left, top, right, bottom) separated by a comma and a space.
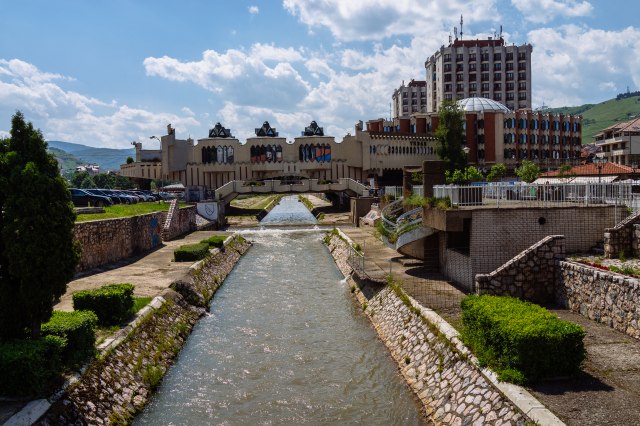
76, 202, 179, 222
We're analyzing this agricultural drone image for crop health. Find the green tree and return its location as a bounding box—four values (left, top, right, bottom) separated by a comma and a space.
435, 100, 467, 173
93, 173, 115, 188
558, 164, 575, 181
70, 171, 90, 188
80, 175, 96, 189
515, 160, 541, 183
445, 166, 484, 184
0, 112, 80, 339
126, 156, 134, 164
486, 163, 507, 182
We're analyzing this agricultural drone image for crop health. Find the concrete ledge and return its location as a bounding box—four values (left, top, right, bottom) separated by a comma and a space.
4, 399, 51, 426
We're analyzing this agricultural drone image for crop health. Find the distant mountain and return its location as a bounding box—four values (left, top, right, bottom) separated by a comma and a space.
47, 140, 135, 172
546, 95, 640, 143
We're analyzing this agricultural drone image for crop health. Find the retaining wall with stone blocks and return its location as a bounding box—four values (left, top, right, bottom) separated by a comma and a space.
326, 234, 529, 425
35, 236, 251, 425
604, 210, 640, 258
558, 261, 640, 340
475, 236, 565, 304
73, 206, 196, 272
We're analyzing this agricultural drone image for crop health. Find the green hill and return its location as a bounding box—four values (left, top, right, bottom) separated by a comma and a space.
547, 95, 640, 143
48, 147, 84, 179
47, 140, 134, 172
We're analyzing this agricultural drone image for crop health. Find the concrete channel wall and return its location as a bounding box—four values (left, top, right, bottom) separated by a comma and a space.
34, 236, 251, 425
325, 234, 536, 425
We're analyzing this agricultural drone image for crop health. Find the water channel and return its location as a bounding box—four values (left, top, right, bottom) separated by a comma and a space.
135, 196, 422, 424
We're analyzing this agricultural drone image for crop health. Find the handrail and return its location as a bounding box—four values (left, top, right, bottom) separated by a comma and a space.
380, 198, 405, 232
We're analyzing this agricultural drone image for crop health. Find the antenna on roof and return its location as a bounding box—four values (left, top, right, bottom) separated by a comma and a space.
454, 26, 458, 40
460, 14, 463, 40
449, 32, 452, 44
499, 25, 503, 39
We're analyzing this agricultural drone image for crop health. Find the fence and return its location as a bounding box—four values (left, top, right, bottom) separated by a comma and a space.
346, 243, 365, 278
433, 182, 637, 210
383, 185, 424, 198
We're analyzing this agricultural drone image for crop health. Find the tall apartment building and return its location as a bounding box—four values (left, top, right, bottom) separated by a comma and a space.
392, 79, 427, 118
425, 37, 532, 112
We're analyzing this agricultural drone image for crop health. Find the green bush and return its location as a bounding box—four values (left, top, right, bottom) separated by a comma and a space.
174, 242, 210, 262
200, 235, 227, 249
461, 295, 585, 384
0, 335, 65, 396
41, 310, 98, 366
72, 283, 135, 325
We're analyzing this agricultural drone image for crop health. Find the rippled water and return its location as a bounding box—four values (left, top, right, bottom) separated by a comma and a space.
135, 198, 422, 425
259, 195, 318, 226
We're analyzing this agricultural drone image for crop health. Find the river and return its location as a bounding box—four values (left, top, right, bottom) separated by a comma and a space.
135, 196, 422, 425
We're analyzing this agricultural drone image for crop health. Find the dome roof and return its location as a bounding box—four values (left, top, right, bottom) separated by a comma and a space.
457, 97, 511, 113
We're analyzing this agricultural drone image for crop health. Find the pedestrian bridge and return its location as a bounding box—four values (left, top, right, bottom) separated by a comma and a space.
214, 178, 369, 203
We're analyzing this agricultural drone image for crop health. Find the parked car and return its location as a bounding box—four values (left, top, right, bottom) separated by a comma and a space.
131, 190, 155, 202
69, 188, 113, 207
110, 190, 138, 204
157, 191, 177, 201
85, 189, 120, 204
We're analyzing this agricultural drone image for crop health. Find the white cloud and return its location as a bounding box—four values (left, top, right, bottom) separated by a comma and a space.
529, 25, 640, 107
181, 106, 195, 116
249, 6, 259, 15
0, 59, 199, 148
0, 130, 9, 139
283, 0, 500, 41
511, 0, 593, 24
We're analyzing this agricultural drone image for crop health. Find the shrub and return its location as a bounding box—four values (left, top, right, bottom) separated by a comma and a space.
72, 283, 135, 325
41, 310, 98, 366
461, 295, 585, 384
174, 242, 210, 262
0, 335, 65, 396
200, 235, 227, 249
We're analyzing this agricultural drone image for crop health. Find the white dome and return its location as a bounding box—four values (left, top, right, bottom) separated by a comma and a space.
457, 97, 511, 113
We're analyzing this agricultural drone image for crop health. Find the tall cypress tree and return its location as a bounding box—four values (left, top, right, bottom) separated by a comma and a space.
0, 112, 80, 339
435, 100, 467, 173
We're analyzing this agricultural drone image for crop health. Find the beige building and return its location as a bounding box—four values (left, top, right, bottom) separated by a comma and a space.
425, 36, 533, 112
392, 79, 427, 118
120, 120, 438, 192
594, 117, 640, 166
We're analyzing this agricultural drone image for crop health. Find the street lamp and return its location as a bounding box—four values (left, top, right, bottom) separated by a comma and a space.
150, 135, 161, 144
593, 153, 607, 183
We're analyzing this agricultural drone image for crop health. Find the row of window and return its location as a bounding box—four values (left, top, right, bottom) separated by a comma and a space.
446, 82, 527, 92
369, 144, 434, 156
443, 52, 527, 62
503, 149, 578, 161
504, 118, 581, 132
503, 134, 581, 145
201, 146, 235, 164
443, 72, 527, 82
445, 63, 526, 72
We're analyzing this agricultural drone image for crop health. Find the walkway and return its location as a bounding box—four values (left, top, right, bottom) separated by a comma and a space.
54, 230, 232, 312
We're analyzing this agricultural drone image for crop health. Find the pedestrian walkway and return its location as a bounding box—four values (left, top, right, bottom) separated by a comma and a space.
55, 230, 232, 312
339, 226, 466, 318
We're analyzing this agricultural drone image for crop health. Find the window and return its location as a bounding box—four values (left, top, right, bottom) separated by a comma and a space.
482, 92, 490, 98
456, 83, 464, 91
481, 63, 490, 71
494, 52, 502, 61
518, 52, 526, 60
469, 73, 477, 81
444, 84, 452, 92
494, 93, 502, 100
444, 63, 452, 72
444, 93, 453, 100
507, 92, 514, 100
469, 53, 476, 61
518, 72, 526, 80
456, 64, 464, 72
469, 82, 477, 91
494, 63, 502, 71
518, 63, 526, 71
506, 52, 514, 61
444, 74, 452, 82
456, 54, 464, 62
506, 72, 514, 81
482, 83, 490, 91
506, 63, 514, 71
494, 82, 502, 90
481, 53, 489, 61
519, 92, 527, 100
481, 73, 490, 81
444, 53, 451, 62
494, 72, 502, 81
506, 82, 514, 90
469, 63, 476, 71
456, 73, 464, 81
518, 82, 526, 90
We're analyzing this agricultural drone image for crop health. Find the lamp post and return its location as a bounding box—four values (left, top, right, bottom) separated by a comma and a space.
632, 162, 638, 181
593, 153, 607, 184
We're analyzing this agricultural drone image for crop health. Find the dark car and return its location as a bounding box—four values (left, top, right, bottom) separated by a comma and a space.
69, 188, 113, 207
85, 188, 121, 204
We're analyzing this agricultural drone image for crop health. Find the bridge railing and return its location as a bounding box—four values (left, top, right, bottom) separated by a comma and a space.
214, 178, 369, 200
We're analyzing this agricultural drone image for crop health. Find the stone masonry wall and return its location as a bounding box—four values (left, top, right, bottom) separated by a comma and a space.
604, 210, 640, 258
475, 236, 565, 304
326, 234, 528, 425
73, 206, 196, 272
74, 212, 166, 272
558, 260, 640, 339
37, 236, 251, 425
163, 204, 197, 241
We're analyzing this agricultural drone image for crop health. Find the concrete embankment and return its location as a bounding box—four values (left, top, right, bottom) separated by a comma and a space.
326, 232, 537, 425
34, 235, 251, 425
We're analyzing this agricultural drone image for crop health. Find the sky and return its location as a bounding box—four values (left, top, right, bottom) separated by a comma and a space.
1, 0, 639, 149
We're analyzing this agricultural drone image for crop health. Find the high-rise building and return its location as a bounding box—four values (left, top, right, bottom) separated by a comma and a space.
392, 79, 427, 118
425, 34, 532, 113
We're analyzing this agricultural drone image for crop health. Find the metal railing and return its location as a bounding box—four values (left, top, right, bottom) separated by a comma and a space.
346, 243, 365, 277
383, 185, 423, 198
433, 182, 637, 210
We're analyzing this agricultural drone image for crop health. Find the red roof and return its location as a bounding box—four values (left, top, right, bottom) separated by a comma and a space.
595, 116, 640, 137
541, 162, 633, 177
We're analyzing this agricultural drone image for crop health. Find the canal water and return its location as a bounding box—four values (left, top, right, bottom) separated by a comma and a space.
135, 196, 422, 425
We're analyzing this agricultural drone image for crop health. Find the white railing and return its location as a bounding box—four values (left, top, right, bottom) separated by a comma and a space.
383, 185, 423, 198
214, 178, 369, 200
433, 182, 636, 209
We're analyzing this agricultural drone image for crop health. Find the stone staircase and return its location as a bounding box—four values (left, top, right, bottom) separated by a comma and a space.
162, 199, 178, 241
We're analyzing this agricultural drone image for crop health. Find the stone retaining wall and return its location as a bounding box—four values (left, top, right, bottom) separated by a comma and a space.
604, 210, 640, 258
36, 236, 251, 425
558, 260, 640, 339
475, 235, 565, 305
326, 234, 529, 425
73, 206, 196, 272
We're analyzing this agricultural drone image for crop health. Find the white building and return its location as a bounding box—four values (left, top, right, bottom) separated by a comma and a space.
392, 79, 427, 118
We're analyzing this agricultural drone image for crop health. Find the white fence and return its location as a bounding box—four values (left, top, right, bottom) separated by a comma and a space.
383, 185, 424, 198
433, 182, 637, 209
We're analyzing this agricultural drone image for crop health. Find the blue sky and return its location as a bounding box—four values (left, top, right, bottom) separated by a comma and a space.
1, 0, 639, 148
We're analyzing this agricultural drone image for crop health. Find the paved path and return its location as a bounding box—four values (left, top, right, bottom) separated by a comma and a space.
55, 230, 232, 312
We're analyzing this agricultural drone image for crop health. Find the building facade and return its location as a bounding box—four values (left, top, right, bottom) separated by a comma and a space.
425, 37, 533, 112
594, 117, 640, 166
392, 79, 427, 118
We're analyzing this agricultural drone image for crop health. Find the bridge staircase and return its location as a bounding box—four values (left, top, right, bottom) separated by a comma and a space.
380, 198, 435, 260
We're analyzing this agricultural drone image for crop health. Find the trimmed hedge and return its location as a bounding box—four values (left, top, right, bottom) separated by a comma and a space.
200, 235, 227, 249
41, 310, 98, 366
174, 242, 210, 262
461, 295, 585, 384
0, 335, 65, 396
72, 283, 135, 325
